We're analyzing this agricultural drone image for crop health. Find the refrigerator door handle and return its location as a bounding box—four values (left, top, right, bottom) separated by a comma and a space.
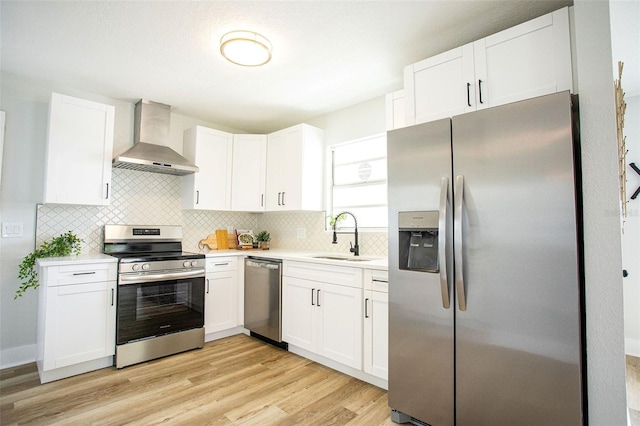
454, 174, 467, 311
438, 177, 451, 309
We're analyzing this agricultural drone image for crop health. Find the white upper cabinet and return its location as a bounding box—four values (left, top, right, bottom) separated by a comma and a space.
265, 124, 324, 211
43, 93, 115, 205
385, 89, 407, 130
231, 134, 267, 212
404, 44, 475, 124
473, 8, 573, 110
181, 126, 233, 211
405, 7, 572, 125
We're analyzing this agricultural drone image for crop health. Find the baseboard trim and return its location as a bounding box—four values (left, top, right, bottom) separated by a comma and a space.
0, 344, 36, 369
288, 344, 388, 390
625, 338, 640, 358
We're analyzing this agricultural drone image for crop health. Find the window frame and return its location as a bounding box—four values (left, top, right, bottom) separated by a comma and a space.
326, 132, 388, 232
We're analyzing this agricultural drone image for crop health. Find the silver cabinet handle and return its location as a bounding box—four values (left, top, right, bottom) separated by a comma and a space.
206, 278, 210, 294
277, 192, 282, 206
105, 183, 110, 199
311, 288, 315, 305
282, 192, 286, 205
454, 175, 467, 311
317, 289, 321, 307
478, 80, 484, 104
196, 190, 200, 204
111, 288, 115, 306
438, 177, 451, 309
261, 194, 264, 207
364, 298, 370, 318
73, 271, 96, 276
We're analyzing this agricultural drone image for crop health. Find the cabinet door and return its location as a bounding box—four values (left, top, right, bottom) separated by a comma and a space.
317, 282, 362, 369
386, 89, 406, 130
266, 124, 323, 211
43, 281, 116, 370
182, 126, 233, 210
266, 127, 303, 210
205, 269, 238, 333
473, 7, 572, 110
364, 289, 389, 380
282, 276, 316, 352
404, 43, 475, 125
231, 134, 267, 211
44, 93, 114, 205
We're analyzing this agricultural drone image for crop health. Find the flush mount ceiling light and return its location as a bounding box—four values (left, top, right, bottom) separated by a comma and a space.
220, 30, 272, 67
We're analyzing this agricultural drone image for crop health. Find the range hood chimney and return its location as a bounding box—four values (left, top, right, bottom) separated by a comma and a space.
112, 100, 199, 176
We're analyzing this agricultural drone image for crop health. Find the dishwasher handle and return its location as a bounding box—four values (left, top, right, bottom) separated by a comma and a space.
246, 260, 281, 270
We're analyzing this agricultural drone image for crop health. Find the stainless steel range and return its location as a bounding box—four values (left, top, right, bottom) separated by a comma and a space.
104, 224, 205, 368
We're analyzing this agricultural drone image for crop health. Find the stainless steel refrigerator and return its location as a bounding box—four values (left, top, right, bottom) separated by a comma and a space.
387, 91, 584, 426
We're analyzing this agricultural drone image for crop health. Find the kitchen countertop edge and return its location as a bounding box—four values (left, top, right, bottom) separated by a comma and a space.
36, 253, 119, 267
203, 249, 388, 271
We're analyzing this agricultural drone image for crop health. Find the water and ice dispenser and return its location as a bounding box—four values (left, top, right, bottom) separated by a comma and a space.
398, 211, 439, 273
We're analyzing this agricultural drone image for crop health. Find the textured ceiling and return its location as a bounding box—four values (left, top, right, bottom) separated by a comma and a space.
0, 0, 597, 134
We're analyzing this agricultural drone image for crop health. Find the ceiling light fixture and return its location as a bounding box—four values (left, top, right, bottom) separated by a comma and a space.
220, 30, 272, 67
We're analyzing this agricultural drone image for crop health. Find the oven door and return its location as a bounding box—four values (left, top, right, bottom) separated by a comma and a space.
117, 275, 205, 345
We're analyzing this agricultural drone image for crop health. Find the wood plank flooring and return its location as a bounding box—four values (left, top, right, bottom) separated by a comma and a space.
0, 334, 394, 425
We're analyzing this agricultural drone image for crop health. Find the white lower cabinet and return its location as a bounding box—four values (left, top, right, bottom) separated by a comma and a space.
363, 270, 389, 381
205, 257, 238, 335
283, 261, 363, 369
36, 256, 117, 383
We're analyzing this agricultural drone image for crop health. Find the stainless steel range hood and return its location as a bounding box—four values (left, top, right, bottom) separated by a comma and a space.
112, 100, 199, 176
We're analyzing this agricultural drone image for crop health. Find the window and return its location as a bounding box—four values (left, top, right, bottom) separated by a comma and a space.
329, 133, 387, 229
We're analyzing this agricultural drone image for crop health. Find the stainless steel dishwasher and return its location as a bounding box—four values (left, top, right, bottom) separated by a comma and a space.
244, 257, 286, 347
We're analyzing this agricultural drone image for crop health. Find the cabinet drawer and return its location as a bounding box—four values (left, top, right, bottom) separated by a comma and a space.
44, 263, 117, 286
284, 261, 362, 288
206, 257, 237, 273
364, 270, 388, 293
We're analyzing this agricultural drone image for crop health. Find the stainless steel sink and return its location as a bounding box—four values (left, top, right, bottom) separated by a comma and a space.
310, 255, 380, 262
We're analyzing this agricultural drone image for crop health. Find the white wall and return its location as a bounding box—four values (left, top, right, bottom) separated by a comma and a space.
622, 95, 640, 356
573, 1, 628, 424
307, 96, 386, 147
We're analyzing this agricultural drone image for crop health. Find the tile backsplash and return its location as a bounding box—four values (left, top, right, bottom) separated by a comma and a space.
37, 168, 388, 257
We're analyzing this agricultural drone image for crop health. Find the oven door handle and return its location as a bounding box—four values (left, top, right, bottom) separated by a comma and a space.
118, 268, 205, 285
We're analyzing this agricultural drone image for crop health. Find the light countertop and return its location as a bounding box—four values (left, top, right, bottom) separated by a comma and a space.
36, 253, 118, 267
204, 249, 388, 271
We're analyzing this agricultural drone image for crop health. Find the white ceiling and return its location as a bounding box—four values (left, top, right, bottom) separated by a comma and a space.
8, 0, 635, 135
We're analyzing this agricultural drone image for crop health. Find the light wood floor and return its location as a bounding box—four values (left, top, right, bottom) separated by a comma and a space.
1, 334, 394, 425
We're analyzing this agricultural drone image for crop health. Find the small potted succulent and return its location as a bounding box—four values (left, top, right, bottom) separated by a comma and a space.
255, 230, 271, 250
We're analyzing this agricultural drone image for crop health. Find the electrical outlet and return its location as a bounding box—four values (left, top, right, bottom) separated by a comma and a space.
2, 222, 24, 238
296, 228, 306, 239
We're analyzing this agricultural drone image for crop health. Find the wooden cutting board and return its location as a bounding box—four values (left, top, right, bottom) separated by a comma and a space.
199, 230, 237, 250
199, 234, 217, 250
216, 230, 229, 250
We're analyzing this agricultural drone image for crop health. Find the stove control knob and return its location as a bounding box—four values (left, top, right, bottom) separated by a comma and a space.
183, 260, 190, 268
132, 264, 140, 271
142, 263, 150, 271
190, 260, 198, 267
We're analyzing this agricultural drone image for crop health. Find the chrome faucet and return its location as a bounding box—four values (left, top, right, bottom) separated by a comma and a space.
332, 211, 359, 256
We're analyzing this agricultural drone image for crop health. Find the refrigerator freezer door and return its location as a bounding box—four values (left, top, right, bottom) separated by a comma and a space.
387, 118, 454, 426
452, 91, 583, 425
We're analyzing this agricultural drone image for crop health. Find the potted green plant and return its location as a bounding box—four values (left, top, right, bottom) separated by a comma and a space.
255, 230, 270, 249
15, 231, 83, 299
